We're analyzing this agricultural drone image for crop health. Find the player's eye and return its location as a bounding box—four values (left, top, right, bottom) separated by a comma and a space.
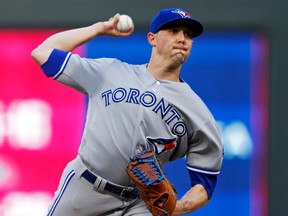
184, 31, 193, 39
168, 28, 179, 34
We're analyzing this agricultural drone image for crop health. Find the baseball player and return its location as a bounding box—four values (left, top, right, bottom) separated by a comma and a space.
31, 8, 223, 216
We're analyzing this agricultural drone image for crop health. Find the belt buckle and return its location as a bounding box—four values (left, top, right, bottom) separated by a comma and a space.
119, 188, 136, 200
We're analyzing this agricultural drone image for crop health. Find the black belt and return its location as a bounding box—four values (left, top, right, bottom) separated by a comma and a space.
81, 170, 138, 200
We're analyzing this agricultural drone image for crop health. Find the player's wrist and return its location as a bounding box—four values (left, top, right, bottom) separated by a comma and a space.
90, 22, 107, 37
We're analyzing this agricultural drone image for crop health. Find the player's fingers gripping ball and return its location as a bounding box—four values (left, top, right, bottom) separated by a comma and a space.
126, 150, 177, 216
116, 14, 134, 32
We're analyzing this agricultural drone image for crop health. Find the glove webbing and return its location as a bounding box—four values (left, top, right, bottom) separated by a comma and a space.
130, 154, 165, 186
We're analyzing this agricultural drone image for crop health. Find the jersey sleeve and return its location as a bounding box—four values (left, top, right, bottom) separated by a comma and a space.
41, 49, 72, 79
186, 119, 223, 173
41, 49, 116, 95
186, 119, 223, 198
187, 168, 217, 199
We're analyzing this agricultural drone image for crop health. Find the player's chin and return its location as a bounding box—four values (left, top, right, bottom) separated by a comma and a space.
171, 53, 187, 64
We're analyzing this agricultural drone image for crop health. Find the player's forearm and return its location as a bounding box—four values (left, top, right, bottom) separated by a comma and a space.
42, 24, 101, 51
31, 14, 135, 66
31, 23, 103, 65
172, 184, 209, 215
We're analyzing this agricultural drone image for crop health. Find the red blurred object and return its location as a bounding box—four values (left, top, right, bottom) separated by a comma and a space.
0, 29, 85, 197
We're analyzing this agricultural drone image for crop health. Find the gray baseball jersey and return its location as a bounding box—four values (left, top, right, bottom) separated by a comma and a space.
56, 53, 223, 187
44, 49, 224, 216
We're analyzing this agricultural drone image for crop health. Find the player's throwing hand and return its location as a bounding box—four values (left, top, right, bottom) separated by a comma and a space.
100, 13, 134, 37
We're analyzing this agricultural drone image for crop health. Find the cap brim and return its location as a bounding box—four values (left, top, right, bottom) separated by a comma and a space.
158, 18, 203, 38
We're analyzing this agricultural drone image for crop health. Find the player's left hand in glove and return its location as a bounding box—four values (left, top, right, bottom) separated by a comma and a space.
126, 150, 177, 216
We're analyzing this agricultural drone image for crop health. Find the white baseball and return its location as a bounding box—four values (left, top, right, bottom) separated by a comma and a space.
116, 15, 134, 32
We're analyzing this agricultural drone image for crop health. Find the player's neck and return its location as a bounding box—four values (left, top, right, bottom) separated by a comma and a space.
147, 61, 181, 82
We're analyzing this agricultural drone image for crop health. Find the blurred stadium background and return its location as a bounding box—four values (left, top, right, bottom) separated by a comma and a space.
0, 0, 287, 215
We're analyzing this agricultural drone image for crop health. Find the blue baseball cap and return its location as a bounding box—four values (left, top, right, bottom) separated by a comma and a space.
150, 8, 203, 38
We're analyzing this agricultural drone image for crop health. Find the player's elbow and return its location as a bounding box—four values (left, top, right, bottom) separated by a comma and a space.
31, 45, 52, 66
31, 46, 44, 65
31, 47, 40, 64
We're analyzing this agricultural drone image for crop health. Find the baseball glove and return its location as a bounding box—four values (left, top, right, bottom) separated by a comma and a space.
126, 150, 177, 216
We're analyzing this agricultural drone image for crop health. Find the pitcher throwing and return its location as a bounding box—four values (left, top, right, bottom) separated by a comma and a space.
31, 8, 224, 216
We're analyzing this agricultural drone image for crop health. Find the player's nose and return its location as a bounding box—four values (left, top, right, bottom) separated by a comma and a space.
176, 31, 186, 43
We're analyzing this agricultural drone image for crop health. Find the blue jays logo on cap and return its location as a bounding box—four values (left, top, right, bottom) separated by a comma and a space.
150, 8, 204, 38
171, 9, 191, 18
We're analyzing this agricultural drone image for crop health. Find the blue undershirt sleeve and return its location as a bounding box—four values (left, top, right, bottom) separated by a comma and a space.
187, 168, 218, 199
41, 49, 72, 79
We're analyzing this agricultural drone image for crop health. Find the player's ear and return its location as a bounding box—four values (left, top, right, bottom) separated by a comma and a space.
147, 32, 156, 47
